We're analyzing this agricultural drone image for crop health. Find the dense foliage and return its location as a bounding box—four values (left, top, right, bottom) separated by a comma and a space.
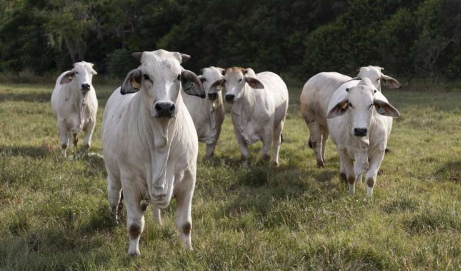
0, 0, 460, 79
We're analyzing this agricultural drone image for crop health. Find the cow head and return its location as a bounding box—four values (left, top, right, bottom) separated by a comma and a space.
327, 78, 400, 137
60, 61, 97, 95
199, 66, 225, 101
209, 67, 264, 104
120, 50, 205, 119
353, 66, 401, 91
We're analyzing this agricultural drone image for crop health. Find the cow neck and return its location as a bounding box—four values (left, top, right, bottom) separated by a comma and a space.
68, 81, 87, 130
231, 83, 256, 135
345, 111, 370, 175
129, 90, 178, 204
130, 91, 177, 150
207, 94, 223, 144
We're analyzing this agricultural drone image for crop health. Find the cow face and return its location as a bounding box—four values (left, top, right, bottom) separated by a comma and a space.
209, 67, 264, 104
120, 50, 205, 119
60, 61, 97, 95
200, 66, 225, 101
327, 78, 400, 137
355, 66, 401, 91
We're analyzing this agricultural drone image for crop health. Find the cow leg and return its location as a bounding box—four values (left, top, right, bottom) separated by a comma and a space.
152, 206, 162, 225
205, 142, 217, 160
174, 170, 195, 250
72, 133, 78, 149
82, 119, 95, 151
339, 149, 356, 194
107, 171, 122, 224
320, 127, 329, 164
354, 173, 363, 184
234, 127, 250, 167
58, 121, 68, 157
123, 184, 145, 256
261, 130, 273, 164
272, 121, 284, 166
306, 121, 324, 167
365, 152, 385, 197
67, 131, 73, 154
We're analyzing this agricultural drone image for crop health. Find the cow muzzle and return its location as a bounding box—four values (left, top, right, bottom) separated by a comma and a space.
225, 94, 235, 103
81, 83, 91, 93
354, 128, 368, 137
154, 101, 176, 118
208, 92, 218, 100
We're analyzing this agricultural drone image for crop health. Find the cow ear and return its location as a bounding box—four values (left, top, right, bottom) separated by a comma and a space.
245, 77, 264, 89
91, 69, 98, 75
120, 69, 142, 95
327, 99, 349, 119
60, 71, 76, 85
181, 70, 206, 98
381, 74, 401, 89
209, 79, 225, 95
374, 99, 400, 118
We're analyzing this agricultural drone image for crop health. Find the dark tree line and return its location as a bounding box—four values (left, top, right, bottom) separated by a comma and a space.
0, 0, 460, 80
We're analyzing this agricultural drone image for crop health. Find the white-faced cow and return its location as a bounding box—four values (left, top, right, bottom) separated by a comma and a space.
51, 61, 98, 157
327, 78, 400, 197
102, 50, 205, 256
300, 66, 400, 167
182, 66, 225, 159
209, 67, 289, 166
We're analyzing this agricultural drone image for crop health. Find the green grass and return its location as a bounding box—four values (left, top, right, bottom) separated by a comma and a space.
1, 81, 460, 270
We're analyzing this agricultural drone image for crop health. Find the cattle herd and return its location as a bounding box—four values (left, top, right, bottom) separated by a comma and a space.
50, 49, 401, 255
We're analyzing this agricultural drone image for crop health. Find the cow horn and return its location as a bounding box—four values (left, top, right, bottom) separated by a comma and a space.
132, 52, 143, 62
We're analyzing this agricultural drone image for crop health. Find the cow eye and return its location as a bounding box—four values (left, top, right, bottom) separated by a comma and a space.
75, 72, 79, 75
238, 79, 243, 82
143, 74, 150, 81
177, 74, 181, 81
349, 103, 353, 108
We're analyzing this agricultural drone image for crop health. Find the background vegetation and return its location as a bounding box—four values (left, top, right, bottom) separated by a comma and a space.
1, 0, 461, 80
0, 82, 460, 270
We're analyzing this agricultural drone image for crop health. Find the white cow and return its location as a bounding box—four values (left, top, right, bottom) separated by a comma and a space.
51, 61, 98, 157
102, 50, 205, 256
300, 66, 401, 167
209, 67, 289, 166
327, 78, 400, 197
182, 66, 225, 159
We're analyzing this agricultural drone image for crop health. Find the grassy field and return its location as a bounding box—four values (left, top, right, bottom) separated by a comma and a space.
0, 80, 460, 270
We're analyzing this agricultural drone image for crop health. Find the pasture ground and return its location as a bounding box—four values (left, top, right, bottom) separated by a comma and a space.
0, 81, 460, 270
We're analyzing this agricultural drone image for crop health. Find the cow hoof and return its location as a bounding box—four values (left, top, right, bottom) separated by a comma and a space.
128, 251, 140, 257
317, 160, 325, 167
273, 161, 280, 167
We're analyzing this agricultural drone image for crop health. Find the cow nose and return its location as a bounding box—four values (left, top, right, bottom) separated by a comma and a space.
225, 94, 235, 103
354, 128, 368, 137
81, 84, 90, 91
154, 102, 175, 118
208, 92, 218, 100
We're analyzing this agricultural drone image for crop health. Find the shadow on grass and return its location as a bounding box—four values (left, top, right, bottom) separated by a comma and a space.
0, 145, 50, 158
434, 160, 461, 183
0, 92, 51, 103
